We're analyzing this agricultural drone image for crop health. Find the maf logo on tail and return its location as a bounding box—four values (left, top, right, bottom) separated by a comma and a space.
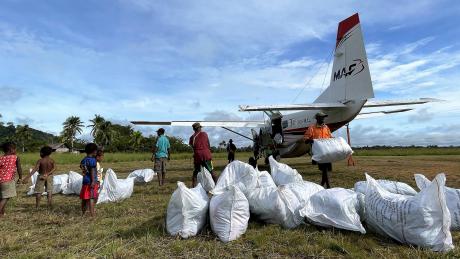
333, 58, 365, 81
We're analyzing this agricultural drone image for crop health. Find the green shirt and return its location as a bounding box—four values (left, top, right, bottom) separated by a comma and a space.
155, 135, 170, 159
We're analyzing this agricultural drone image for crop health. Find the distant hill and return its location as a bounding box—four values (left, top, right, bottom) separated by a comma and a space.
0, 123, 59, 151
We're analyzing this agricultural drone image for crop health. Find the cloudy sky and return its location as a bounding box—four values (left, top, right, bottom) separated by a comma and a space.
1, 0, 459, 146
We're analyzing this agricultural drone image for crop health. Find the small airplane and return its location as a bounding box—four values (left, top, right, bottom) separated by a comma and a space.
132, 13, 439, 162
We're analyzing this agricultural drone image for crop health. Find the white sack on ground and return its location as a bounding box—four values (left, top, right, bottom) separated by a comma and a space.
212, 160, 258, 196
127, 168, 156, 183
365, 173, 453, 252
97, 169, 135, 204
52, 174, 69, 194
62, 171, 83, 195
269, 156, 302, 186
27, 172, 40, 195
197, 167, 215, 192
256, 170, 276, 188
299, 188, 365, 233
28, 172, 69, 195
166, 182, 209, 238
312, 137, 353, 163
415, 173, 460, 230
285, 181, 324, 206
247, 186, 303, 229
210, 185, 250, 243
354, 179, 417, 196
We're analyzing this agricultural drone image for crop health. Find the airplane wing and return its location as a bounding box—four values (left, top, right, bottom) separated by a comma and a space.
239, 102, 346, 112
363, 98, 442, 108
355, 108, 413, 119
130, 120, 267, 128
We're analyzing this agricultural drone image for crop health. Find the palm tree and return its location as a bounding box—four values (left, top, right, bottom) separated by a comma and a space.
88, 114, 106, 144
131, 131, 143, 152
98, 121, 113, 148
15, 125, 32, 152
61, 116, 84, 152
0, 113, 3, 127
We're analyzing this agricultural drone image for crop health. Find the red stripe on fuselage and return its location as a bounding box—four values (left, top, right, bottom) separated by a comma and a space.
336, 13, 360, 48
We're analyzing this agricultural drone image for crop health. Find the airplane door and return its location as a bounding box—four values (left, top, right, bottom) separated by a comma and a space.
271, 117, 283, 144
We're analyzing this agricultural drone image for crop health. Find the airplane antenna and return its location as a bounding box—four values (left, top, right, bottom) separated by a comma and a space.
291, 49, 334, 104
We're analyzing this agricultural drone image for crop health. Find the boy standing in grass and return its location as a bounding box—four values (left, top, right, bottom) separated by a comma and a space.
80, 143, 99, 217
0, 142, 22, 217
24, 146, 55, 208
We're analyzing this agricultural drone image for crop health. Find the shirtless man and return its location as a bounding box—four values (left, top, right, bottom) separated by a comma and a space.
24, 146, 56, 208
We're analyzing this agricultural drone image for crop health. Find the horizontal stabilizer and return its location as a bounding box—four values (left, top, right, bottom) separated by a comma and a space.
130, 120, 266, 128
239, 102, 346, 112
364, 98, 442, 108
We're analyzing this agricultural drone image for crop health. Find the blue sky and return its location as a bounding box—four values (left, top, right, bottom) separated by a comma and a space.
1, 0, 459, 146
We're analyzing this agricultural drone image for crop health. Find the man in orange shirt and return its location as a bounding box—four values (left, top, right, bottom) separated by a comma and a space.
304, 112, 332, 188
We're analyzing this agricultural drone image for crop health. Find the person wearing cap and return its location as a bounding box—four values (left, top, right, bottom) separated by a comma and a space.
152, 128, 170, 186
226, 139, 237, 164
304, 112, 333, 188
189, 122, 218, 187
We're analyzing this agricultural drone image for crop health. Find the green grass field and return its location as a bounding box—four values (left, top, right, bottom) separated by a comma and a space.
1, 150, 460, 258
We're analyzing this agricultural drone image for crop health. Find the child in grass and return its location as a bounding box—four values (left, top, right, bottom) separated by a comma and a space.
80, 143, 99, 217
24, 146, 56, 208
0, 142, 22, 217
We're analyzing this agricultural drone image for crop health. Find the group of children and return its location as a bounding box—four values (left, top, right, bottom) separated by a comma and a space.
0, 142, 104, 218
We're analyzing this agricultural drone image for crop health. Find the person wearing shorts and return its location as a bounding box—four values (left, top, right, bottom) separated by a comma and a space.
189, 122, 218, 187
80, 143, 99, 217
152, 128, 170, 186
24, 146, 56, 208
0, 142, 22, 217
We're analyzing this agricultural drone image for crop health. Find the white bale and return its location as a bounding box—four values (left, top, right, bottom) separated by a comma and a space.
210, 186, 250, 243
256, 170, 276, 188
415, 173, 460, 230
269, 156, 303, 186
197, 167, 215, 192
312, 137, 353, 163
355, 179, 417, 196
97, 169, 135, 204
247, 185, 303, 229
166, 182, 209, 238
28, 172, 70, 195
127, 168, 156, 183
284, 181, 324, 206
299, 188, 365, 233
62, 171, 83, 195
365, 173, 453, 252
212, 160, 258, 196
52, 174, 69, 194
27, 172, 41, 195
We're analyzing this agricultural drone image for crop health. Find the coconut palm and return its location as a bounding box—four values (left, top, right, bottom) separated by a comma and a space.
98, 121, 113, 148
88, 114, 106, 144
61, 116, 84, 152
131, 131, 143, 152
15, 125, 32, 152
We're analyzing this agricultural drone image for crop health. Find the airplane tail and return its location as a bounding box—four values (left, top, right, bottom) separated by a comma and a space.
315, 13, 374, 103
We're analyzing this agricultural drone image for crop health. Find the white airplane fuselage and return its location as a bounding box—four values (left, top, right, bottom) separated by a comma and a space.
258, 100, 366, 158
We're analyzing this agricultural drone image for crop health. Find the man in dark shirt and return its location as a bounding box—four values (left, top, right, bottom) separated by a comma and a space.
189, 123, 218, 187
226, 139, 237, 163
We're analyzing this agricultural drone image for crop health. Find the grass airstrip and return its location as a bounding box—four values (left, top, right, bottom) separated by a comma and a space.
1, 148, 460, 258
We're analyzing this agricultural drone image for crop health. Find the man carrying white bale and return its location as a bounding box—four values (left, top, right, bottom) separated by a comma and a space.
303, 112, 333, 189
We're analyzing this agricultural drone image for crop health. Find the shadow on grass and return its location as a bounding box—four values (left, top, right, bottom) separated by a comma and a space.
116, 214, 166, 239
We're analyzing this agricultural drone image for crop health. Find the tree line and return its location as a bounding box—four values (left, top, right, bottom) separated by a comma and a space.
0, 113, 192, 153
